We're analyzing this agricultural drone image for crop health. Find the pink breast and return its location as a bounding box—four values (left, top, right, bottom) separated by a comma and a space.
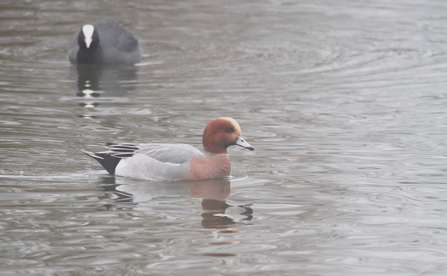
187, 154, 231, 180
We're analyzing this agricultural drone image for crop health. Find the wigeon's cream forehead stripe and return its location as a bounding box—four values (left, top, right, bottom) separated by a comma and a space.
219, 117, 241, 133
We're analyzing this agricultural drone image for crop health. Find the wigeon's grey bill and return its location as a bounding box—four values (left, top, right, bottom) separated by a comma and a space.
235, 137, 254, 151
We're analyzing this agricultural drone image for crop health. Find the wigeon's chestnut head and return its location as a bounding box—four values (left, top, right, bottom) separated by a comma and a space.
83, 117, 254, 181
202, 117, 254, 154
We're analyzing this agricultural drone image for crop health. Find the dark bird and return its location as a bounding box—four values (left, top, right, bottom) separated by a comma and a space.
69, 17, 142, 64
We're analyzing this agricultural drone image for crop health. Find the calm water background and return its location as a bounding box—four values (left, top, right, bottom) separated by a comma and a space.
1, 0, 447, 275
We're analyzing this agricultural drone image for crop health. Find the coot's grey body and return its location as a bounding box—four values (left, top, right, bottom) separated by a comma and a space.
69, 17, 142, 64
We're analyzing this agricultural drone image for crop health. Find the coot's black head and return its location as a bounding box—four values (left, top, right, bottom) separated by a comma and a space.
78, 25, 100, 50
76, 25, 102, 63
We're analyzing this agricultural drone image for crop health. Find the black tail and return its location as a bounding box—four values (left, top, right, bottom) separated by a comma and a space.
83, 151, 121, 175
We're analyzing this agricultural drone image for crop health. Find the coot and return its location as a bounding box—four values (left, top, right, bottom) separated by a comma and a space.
69, 17, 142, 64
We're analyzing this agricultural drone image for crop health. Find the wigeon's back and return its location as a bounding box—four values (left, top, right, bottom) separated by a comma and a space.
83, 117, 254, 181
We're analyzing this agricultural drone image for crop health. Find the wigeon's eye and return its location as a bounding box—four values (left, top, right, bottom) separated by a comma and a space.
225, 128, 234, 133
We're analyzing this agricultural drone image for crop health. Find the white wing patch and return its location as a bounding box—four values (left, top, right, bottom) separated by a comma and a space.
82, 24, 95, 48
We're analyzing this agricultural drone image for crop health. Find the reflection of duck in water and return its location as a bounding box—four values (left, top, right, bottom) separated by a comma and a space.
113, 177, 253, 229
84, 117, 254, 181
201, 198, 253, 229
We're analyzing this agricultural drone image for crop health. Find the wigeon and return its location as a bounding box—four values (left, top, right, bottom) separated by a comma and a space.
83, 117, 254, 181
69, 17, 142, 64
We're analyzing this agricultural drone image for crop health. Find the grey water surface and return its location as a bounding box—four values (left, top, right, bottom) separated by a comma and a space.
2, 0, 447, 275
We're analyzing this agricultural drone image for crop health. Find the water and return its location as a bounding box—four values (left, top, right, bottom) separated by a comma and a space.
1, 0, 447, 275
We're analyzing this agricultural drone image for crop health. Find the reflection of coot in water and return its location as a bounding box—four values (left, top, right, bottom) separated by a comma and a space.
68, 17, 142, 64
70, 64, 139, 97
